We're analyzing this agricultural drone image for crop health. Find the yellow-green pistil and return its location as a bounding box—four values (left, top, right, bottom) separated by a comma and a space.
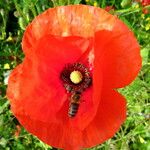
70, 71, 83, 84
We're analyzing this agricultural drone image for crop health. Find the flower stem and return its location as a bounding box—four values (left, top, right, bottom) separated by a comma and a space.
13, 0, 28, 24
115, 8, 140, 16
30, 3, 37, 18
114, 5, 150, 16
68, 0, 70, 5
51, 0, 57, 7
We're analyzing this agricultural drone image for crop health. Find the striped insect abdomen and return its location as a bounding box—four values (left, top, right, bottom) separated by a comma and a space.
68, 103, 79, 118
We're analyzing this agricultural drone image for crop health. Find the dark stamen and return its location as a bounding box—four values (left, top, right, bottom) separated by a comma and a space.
60, 62, 92, 93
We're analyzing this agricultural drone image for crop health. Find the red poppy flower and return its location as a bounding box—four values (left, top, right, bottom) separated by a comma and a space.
141, 0, 150, 6
7, 5, 141, 150
104, 6, 114, 12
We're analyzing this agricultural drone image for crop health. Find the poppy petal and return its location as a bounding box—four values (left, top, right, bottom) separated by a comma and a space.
7, 34, 96, 131
94, 21, 142, 88
22, 5, 116, 54
82, 89, 126, 148
6, 4, 141, 150
55, 86, 95, 131
14, 89, 126, 149
34, 35, 100, 130
15, 113, 83, 150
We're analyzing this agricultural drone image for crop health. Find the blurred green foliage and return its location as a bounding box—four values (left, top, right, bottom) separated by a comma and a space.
0, 0, 150, 150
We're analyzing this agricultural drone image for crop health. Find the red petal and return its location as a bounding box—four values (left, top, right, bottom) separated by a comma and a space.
7, 4, 141, 149
142, 0, 150, 6
94, 21, 142, 88
15, 114, 82, 150
7, 35, 97, 132
55, 86, 95, 131
22, 5, 116, 54
82, 89, 126, 148
14, 89, 126, 149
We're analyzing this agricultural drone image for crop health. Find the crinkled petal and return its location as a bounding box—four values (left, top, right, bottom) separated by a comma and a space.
6, 4, 141, 150
82, 89, 126, 148
14, 89, 126, 149
15, 114, 82, 150
22, 5, 116, 54
7, 35, 96, 130
94, 21, 142, 88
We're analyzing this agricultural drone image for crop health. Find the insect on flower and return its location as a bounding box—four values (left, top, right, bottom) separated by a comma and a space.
60, 62, 92, 117
7, 5, 142, 150
68, 92, 81, 118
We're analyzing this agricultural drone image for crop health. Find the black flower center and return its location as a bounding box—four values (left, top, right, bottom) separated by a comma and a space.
60, 63, 92, 93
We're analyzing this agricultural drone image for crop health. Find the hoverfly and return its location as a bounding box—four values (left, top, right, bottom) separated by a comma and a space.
68, 92, 81, 118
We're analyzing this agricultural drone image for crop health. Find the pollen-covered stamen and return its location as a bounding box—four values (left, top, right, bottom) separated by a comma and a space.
70, 71, 83, 84
60, 62, 92, 93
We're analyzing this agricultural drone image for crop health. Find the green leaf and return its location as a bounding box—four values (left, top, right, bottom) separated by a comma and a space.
0, 138, 7, 147
121, 0, 132, 8
74, 0, 82, 4
0, 101, 9, 114
141, 46, 149, 65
